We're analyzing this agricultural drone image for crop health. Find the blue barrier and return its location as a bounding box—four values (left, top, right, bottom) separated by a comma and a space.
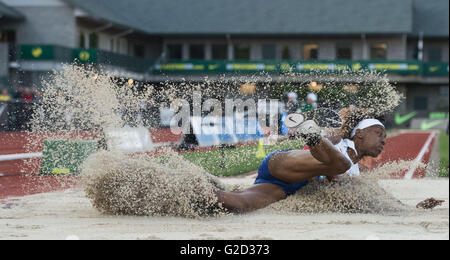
280, 113, 289, 135
191, 116, 264, 147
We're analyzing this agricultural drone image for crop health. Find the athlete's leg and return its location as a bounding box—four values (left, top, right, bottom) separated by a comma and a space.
215, 183, 286, 213
215, 138, 349, 213
214, 140, 349, 213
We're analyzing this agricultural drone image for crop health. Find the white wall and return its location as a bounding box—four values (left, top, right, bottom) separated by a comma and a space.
0, 43, 8, 77
4, 0, 77, 47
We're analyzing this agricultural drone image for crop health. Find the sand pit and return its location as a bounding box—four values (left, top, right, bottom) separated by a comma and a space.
0, 175, 448, 240
1, 64, 446, 240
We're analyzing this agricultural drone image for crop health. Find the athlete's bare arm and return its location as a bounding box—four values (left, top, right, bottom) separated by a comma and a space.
215, 107, 366, 213
268, 138, 351, 183
216, 137, 351, 213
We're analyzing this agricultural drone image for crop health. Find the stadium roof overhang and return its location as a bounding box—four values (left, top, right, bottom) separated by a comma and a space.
64, 0, 415, 36
0, 2, 25, 22
65, 0, 448, 39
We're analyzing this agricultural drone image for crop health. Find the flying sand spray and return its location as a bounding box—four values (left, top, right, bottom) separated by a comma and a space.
24, 64, 439, 218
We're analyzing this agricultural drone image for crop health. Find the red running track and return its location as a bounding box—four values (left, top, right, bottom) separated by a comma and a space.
0, 131, 437, 200
359, 131, 437, 179
0, 175, 81, 201
0, 128, 182, 155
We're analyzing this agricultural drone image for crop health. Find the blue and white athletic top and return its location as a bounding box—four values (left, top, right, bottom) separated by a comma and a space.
333, 138, 360, 176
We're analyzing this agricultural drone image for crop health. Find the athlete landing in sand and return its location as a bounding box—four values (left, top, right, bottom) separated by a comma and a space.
215, 107, 387, 213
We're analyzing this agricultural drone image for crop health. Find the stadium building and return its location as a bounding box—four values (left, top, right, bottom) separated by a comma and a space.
0, 0, 448, 128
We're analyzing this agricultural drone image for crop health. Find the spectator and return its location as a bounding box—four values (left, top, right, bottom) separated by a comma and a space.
22, 87, 35, 102
13, 86, 24, 101
285, 92, 299, 114
31, 87, 41, 102
300, 92, 318, 112
0, 88, 11, 102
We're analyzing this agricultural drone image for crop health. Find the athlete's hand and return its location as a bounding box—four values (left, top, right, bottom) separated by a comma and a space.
338, 106, 358, 138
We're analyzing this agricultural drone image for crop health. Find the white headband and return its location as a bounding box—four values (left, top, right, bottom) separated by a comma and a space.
350, 119, 385, 138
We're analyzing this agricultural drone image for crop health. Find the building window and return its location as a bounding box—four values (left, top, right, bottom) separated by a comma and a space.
167, 44, 183, 60
262, 44, 276, 60
189, 44, 205, 60
234, 44, 250, 60
1, 30, 17, 60
336, 43, 352, 60
411, 46, 419, 60
134, 44, 145, 58
211, 44, 227, 60
414, 96, 428, 111
79, 34, 85, 48
116, 39, 121, 53
0, 30, 14, 42
427, 46, 442, 62
370, 43, 387, 60
302, 44, 319, 60
88, 33, 99, 48
281, 46, 291, 60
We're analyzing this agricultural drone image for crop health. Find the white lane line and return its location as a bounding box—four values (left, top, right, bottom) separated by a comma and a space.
404, 132, 437, 180
0, 152, 43, 162
0, 142, 176, 162
153, 142, 177, 147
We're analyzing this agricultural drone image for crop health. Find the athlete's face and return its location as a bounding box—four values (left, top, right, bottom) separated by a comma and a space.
358, 126, 386, 157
